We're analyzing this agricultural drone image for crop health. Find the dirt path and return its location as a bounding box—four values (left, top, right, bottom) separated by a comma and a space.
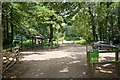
3, 43, 120, 78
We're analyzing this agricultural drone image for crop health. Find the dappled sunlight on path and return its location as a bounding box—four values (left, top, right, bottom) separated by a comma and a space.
20, 51, 73, 61
3, 43, 88, 78
19, 43, 86, 61
3, 43, 120, 78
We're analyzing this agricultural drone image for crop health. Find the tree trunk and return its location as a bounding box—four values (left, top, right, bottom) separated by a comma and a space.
103, 17, 108, 41
49, 24, 53, 44
118, 2, 120, 31
110, 15, 114, 42
0, 26, 2, 79
6, 12, 9, 39
98, 22, 102, 41
106, 2, 113, 42
2, 8, 6, 44
10, 6, 14, 44
3, 5, 9, 45
88, 6, 96, 41
0, 2, 2, 77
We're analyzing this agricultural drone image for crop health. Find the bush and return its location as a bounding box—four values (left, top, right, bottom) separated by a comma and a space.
75, 39, 87, 45
65, 37, 80, 41
22, 39, 60, 50
64, 37, 73, 41
22, 40, 33, 50
53, 40, 60, 47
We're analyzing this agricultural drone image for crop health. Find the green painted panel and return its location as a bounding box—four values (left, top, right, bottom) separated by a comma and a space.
89, 49, 99, 63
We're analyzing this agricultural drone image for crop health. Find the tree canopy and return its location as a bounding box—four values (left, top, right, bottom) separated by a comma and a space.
2, 2, 120, 48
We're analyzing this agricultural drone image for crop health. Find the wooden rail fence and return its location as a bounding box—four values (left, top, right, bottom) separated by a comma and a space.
87, 49, 120, 65
2, 46, 20, 73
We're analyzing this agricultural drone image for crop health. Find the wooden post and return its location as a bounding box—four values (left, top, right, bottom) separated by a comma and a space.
87, 51, 91, 67
86, 45, 91, 66
0, 2, 2, 79
86, 46, 92, 77
86, 45, 89, 65
115, 48, 119, 77
115, 49, 119, 63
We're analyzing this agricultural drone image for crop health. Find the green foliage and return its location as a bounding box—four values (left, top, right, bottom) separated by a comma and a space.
53, 40, 60, 48
21, 39, 60, 50
2, 2, 63, 49
22, 40, 32, 49
70, 2, 120, 43
74, 39, 87, 45
2, 2, 120, 49
64, 37, 73, 41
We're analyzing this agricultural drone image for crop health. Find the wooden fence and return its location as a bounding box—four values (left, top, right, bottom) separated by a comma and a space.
87, 49, 120, 65
86, 47, 120, 77
2, 46, 20, 73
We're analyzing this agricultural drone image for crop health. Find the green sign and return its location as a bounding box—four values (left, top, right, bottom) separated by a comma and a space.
13, 36, 21, 44
89, 49, 99, 63
12, 35, 23, 48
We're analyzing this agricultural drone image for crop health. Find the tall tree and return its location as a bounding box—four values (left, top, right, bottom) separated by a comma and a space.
88, 3, 96, 41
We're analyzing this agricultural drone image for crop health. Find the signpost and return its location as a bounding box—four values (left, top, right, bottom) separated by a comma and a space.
89, 49, 99, 64
87, 49, 99, 77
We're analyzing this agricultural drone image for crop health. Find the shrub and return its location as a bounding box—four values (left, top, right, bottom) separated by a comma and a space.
80, 39, 87, 45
